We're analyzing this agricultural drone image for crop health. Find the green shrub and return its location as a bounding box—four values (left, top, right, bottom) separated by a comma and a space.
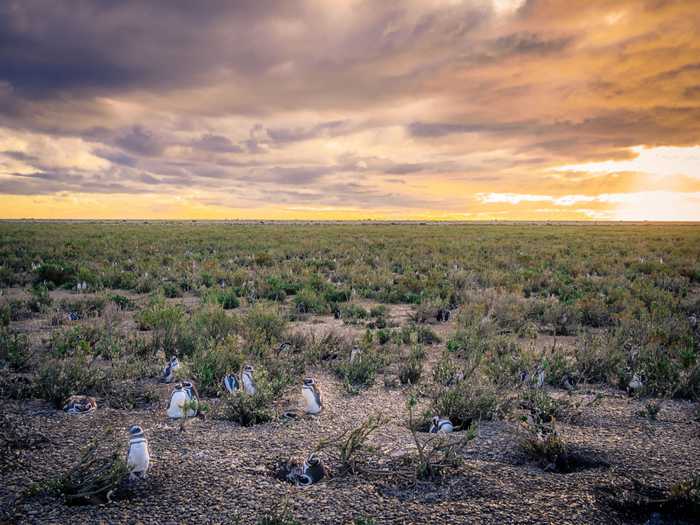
243, 303, 287, 355
206, 288, 240, 309
217, 368, 276, 426
35, 262, 76, 287
335, 349, 381, 392
430, 382, 501, 427
190, 337, 245, 395
293, 287, 329, 314
0, 329, 32, 371
35, 355, 105, 408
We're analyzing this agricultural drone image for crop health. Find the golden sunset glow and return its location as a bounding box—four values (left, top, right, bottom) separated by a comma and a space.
1, 1, 699, 220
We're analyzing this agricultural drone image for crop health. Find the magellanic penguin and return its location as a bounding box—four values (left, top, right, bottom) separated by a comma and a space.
63, 395, 97, 414
300, 454, 326, 485
126, 425, 150, 480
534, 366, 546, 389
350, 345, 362, 363
223, 373, 240, 393
628, 373, 643, 396
162, 356, 180, 384
181, 381, 199, 405
302, 377, 323, 415
276, 342, 291, 355
241, 365, 256, 395
283, 454, 326, 486
167, 383, 196, 419
429, 416, 454, 434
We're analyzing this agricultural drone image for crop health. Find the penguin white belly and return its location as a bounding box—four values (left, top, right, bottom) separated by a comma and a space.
303, 388, 321, 414
242, 376, 256, 395
167, 390, 189, 418
438, 421, 454, 433
127, 440, 150, 476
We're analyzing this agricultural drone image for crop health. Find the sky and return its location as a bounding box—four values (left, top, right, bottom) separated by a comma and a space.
0, 0, 699, 221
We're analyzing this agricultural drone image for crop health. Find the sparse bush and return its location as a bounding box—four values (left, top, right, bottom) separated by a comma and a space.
0, 328, 32, 371
190, 337, 245, 395
243, 303, 287, 355
35, 354, 105, 408
335, 349, 381, 392
429, 381, 501, 427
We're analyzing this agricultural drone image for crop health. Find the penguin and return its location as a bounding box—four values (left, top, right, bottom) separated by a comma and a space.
561, 374, 576, 392
276, 342, 291, 355
167, 383, 196, 418
126, 425, 150, 480
241, 365, 256, 395
429, 416, 454, 434
534, 366, 546, 389
302, 377, 323, 415
299, 454, 326, 485
162, 356, 180, 384
350, 345, 362, 363
223, 373, 240, 393
63, 395, 97, 414
436, 308, 450, 323
181, 381, 199, 403
628, 373, 643, 395
67, 311, 80, 321
518, 369, 530, 384
283, 454, 326, 486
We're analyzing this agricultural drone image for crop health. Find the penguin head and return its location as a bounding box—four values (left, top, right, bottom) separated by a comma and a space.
173, 383, 184, 390
303, 377, 316, 387
170, 356, 178, 363
278, 342, 291, 352
243, 365, 254, 374
306, 453, 320, 466
128, 425, 144, 436
432, 416, 440, 426
182, 381, 193, 388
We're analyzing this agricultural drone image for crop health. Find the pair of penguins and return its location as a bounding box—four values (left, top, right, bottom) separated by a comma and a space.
223, 366, 323, 416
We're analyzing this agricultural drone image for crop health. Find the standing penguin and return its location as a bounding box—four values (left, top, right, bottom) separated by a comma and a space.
126, 425, 150, 480
429, 416, 454, 434
302, 377, 323, 415
223, 373, 240, 393
241, 365, 256, 395
181, 381, 199, 403
167, 383, 196, 419
162, 356, 180, 384
534, 365, 546, 389
350, 345, 362, 363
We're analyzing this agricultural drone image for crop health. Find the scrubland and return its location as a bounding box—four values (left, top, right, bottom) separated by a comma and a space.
1, 222, 699, 524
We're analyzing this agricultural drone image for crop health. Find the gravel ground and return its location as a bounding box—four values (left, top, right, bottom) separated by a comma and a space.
2, 371, 699, 524
2, 297, 699, 524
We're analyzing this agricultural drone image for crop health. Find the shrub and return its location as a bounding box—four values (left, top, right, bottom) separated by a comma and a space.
35, 355, 105, 408
0, 329, 32, 371
397, 345, 425, 385
243, 304, 287, 355
335, 349, 381, 392
206, 288, 240, 310
35, 262, 76, 287
429, 381, 501, 427
217, 369, 275, 426
190, 337, 245, 395
293, 287, 328, 314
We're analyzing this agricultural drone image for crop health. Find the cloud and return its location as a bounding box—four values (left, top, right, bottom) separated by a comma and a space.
0, 0, 699, 219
